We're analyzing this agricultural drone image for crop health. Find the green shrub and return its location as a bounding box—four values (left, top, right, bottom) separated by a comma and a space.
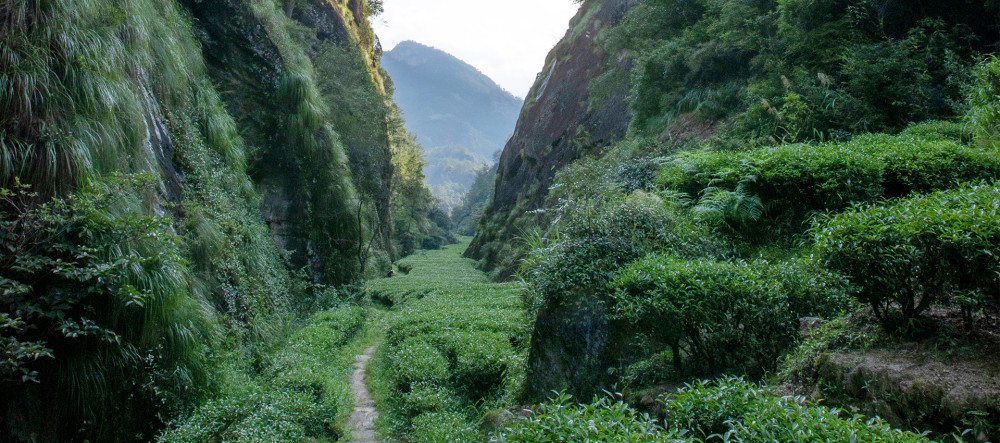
850, 133, 1000, 198
815, 182, 1000, 328
899, 121, 972, 144
494, 393, 684, 442
969, 56, 1000, 141
656, 133, 1000, 238
391, 338, 449, 390
410, 411, 480, 443
755, 257, 853, 319
0, 178, 211, 440
610, 255, 797, 377
400, 382, 462, 418
523, 192, 720, 315
518, 193, 724, 398
497, 379, 928, 442
663, 378, 928, 442
434, 330, 513, 400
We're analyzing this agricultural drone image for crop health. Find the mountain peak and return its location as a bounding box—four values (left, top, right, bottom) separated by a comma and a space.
382, 41, 523, 209
385, 41, 521, 101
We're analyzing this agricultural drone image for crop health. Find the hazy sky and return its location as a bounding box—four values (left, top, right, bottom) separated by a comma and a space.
372, 0, 581, 98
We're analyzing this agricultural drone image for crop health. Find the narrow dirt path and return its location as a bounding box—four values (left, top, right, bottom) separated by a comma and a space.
347, 345, 378, 443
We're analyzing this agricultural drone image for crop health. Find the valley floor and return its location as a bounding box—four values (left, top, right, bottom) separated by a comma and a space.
364, 238, 529, 442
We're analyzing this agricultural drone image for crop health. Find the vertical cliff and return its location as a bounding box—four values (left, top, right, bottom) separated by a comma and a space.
0, 0, 394, 439
466, 0, 634, 276
182, 0, 393, 284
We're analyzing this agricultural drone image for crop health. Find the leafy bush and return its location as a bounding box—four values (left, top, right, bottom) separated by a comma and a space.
494, 393, 683, 442
0, 178, 212, 441
815, 182, 1000, 328
899, 121, 972, 144
656, 132, 1000, 237
400, 382, 462, 418
391, 338, 450, 391
662, 378, 928, 442
523, 192, 720, 315
497, 379, 926, 442
160, 306, 366, 442
755, 257, 853, 320
410, 411, 481, 443
969, 56, 1000, 141
610, 255, 798, 377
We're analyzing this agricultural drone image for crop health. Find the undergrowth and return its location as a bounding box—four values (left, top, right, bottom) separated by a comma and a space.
367, 239, 528, 442
159, 305, 371, 442
495, 378, 929, 442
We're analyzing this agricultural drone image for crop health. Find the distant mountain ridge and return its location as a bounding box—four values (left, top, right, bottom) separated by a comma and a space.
382, 40, 522, 208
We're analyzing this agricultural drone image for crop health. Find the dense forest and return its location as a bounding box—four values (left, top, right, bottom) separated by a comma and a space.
2, 0, 1000, 442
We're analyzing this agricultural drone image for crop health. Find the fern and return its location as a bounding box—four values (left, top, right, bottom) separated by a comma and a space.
693, 174, 764, 227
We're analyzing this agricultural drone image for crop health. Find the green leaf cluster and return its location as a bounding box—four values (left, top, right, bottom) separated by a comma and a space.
495, 392, 685, 442
1, 177, 212, 440
662, 378, 928, 442
610, 255, 849, 377
815, 182, 1000, 328
496, 378, 927, 442
656, 127, 1000, 237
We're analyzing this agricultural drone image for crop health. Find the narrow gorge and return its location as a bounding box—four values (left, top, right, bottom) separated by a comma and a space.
3, 0, 1000, 442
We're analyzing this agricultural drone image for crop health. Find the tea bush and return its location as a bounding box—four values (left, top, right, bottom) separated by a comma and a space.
523, 193, 720, 316
662, 378, 928, 442
159, 306, 367, 442
495, 379, 927, 442
410, 411, 480, 443
815, 182, 1000, 328
610, 255, 798, 377
755, 257, 853, 319
494, 393, 685, 442
969, 56, 1000, 141
656, 132, 1000, 237
898, 121, 972, 144
368, 241, 527, 440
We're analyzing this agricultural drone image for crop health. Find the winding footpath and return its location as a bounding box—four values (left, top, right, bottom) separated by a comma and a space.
347, 345, 379, 443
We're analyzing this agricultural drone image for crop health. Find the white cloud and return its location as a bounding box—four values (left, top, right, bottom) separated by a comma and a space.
372, 0, 580, 98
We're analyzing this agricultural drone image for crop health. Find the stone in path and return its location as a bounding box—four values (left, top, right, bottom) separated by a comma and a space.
348, 346, 379, 443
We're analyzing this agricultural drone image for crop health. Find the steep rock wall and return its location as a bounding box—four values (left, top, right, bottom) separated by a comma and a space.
183, 0, 392, 283
0, 0, 391, 439
466, 0, 633, 274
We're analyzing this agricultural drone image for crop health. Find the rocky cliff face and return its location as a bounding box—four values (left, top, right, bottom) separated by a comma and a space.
183, 0, 392, 284
0, 0, 392, 438
466, 0, 634, 274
